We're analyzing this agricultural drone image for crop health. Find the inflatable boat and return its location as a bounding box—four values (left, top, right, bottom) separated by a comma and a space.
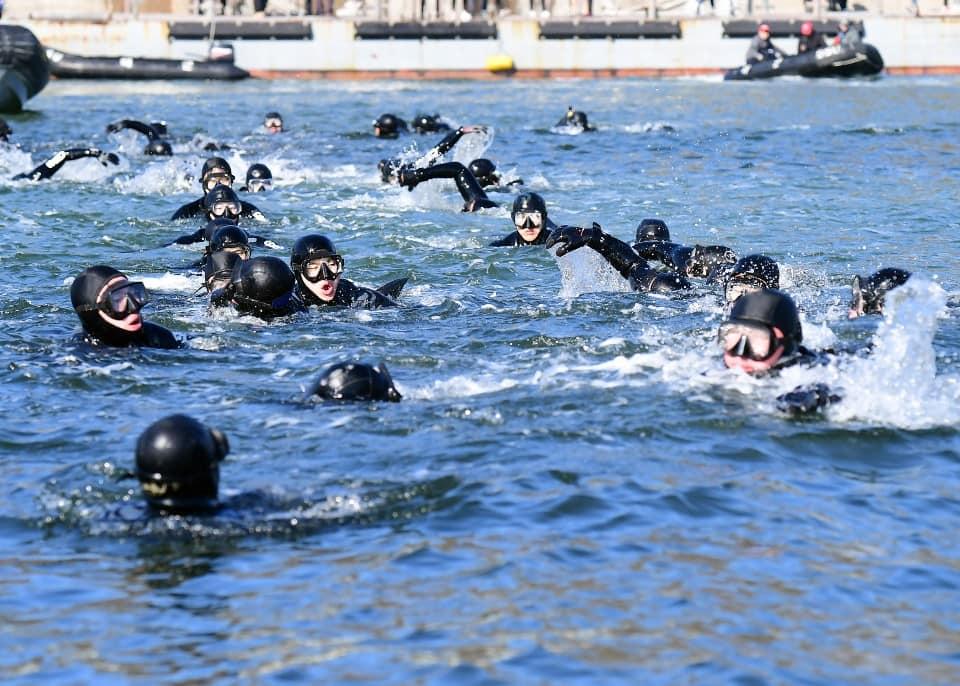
45, 47, 249, 81
724, 43, 884, 80
0, 25, 50, 113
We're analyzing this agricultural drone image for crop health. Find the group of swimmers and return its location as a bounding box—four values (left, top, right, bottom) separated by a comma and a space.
3, 105, 915, 516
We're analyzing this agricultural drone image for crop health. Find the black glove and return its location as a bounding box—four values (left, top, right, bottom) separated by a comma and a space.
545, 222, 603, 257
776, 383, 840, 416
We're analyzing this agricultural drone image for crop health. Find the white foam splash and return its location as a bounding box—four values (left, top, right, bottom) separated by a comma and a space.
552, 244, 633, 299
828, 277, 959, 428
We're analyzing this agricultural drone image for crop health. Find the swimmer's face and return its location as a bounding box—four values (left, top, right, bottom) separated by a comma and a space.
514, 211, 544, 244
97, 276, 144, 333
301, 255, 344, 303
719, 323, 786, 375
203, 169, 234, 193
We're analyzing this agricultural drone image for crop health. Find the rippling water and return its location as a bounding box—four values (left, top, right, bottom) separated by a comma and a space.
1, 76, 959, 684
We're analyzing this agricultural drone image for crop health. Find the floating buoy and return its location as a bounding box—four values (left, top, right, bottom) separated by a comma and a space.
485, 54, 515, 74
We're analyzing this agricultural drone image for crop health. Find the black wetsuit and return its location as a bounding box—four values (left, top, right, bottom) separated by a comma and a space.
400, 162, 497, 213
380, 127, 471, 184
77, 322, 181, 350
299, 278, 398, 309
170, 197, 265, 222
633, 240, 738, 280
547, 225, 691, 293
14, 148, 118, 181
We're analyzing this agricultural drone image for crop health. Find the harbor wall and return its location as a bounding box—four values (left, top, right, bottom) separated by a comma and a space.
9, 15, 960, 76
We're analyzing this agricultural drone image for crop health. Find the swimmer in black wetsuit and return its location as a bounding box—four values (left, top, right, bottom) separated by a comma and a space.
106, 119, 172, 156
264, 112, 284, 134
723, 254, 780, 306
70, 265, 181, 349
555, 106, 596, 132
717, 289, 840, 415
136, 414, 229, 514
203, 250, 242, 293
631, 219, 738, 281
171, 157, 266, 221
848, 268, 911, 318
0, 117, 11, 142
489, 192, 556, 247
241, 163, 273, 192
307, 361, 403, 402
469, 158, 523, 191
378, 125, 485, 184
398, 160, 497, 212
290, 234, 400, 309
14, 147, 119, 181
373, 113, 408, 139
546, 222, 692, 293
411, 114, 450, 134
210, 255, 305, 320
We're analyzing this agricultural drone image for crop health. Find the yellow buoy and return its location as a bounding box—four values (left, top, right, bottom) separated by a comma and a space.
485, 54, 515, 74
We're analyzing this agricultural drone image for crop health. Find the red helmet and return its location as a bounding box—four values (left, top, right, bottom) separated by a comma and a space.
800, 21, 814, 37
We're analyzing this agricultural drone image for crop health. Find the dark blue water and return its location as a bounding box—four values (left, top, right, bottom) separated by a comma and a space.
1, 76, 959, 685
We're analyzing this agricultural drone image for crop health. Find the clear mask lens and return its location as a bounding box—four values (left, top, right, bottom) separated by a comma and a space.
103, 281, 148, 317
206, 269, 233, 292
247, 178, 272, 192
211, 201, 241, 218
203, 171, 233, 191
265, 118, 283, 129
302, 256, 344, 282
718, 322, 779, 361
515, 211, 542, 229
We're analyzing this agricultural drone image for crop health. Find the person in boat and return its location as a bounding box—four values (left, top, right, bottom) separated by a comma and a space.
210, 255, 305, 319
469, 158, 523, 191
545, 222, 692, 293
555, 106, 596, 132
14, 148, 120, 181
834, 20, 863, 48
70, 265, 180, 349
241, 163, 273, 192
135, 414, 229, 515
411, 114, 451, 134
373, 113, 408, 139
848, 268, 911, 318
797, 21, 827, 54
489, 192, 556, 247
106, 119, 172, 156
290, 234, 400, 309
171, 157, 266, 221
307, 361, 403, 402
745, 23, 786, 64
378, 125, 486, 184
264, 112, 284, 133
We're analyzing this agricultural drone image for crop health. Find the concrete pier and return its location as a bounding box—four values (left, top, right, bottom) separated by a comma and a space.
6, 13, 960, 76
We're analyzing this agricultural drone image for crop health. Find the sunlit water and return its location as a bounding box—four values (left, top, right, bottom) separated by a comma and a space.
1, 76, 959, 684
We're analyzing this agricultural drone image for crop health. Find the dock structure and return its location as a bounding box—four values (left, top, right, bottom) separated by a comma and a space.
5, 0, 960, 76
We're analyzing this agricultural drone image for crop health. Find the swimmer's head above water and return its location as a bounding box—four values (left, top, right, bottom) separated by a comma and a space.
70, 265, 150, 345
373, 113, 407, 139
511, 192, 548, 244
290, 233, 345, 304
307, 361, 402, 402
718, 288, 802, 375
849, 267, 911, 318
136, 414, 229, 514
